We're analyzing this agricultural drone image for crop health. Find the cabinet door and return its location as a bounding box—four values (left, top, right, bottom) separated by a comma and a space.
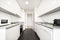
35, 24, 53, 40
6, 25, 20, 40
0, 28, 6, 40
53, 28, 60, 40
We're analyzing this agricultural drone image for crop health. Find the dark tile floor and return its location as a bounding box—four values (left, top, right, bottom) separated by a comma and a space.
18, 29, 40, 40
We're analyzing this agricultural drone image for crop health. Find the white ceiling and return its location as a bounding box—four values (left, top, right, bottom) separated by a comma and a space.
17, 0, 40, 10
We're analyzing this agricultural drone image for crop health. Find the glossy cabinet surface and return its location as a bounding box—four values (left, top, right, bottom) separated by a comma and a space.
6, 25, 20, 40
0, 27, 6, 40
0, 0, 21, 15
35, 24, 53, 40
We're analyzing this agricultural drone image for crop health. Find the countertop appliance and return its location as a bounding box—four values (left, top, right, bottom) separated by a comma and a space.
1, 19, 8, 24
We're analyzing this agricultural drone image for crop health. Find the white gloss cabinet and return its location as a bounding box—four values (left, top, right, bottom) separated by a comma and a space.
6, 25, 20, 40
53, 28, 60, 40
35, 24, 53, 40
0, 27, 6, 40
0, 0, 21, 15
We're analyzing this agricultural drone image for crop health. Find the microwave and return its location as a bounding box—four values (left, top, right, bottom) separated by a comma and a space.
53, 19, 60, 26
1, 19, 8, 24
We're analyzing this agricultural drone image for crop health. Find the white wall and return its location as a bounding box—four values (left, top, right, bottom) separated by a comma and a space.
18, 10, 25, 22
35, 24, 53, 40
27, 15, 33, 26
35, 0, 60, 22
0, 11, 19, 24
40, 11, 60, 23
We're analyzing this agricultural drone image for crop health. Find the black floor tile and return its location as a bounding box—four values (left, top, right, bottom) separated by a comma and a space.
18, 29, 40, 40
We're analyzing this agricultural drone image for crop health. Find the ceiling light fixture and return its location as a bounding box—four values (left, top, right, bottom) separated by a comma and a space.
25, 1, 29, 5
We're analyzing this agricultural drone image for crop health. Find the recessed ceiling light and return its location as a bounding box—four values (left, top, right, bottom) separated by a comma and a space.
25, 1, 29, 5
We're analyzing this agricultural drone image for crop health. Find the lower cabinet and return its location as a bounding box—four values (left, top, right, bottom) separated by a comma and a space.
0, 28, 6, 40
53, 28, 60, 40
6, 25, 20, 40
35, 24, 53, 40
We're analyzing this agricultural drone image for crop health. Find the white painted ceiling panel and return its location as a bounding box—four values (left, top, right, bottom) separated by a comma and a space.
17, 0, 40, 10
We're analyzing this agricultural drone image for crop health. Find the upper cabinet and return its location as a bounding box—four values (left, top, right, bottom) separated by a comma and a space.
39, 7, 60, 17
0, 0, 21, 16
35, 0, 60, 17
0, 7, 20, 18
